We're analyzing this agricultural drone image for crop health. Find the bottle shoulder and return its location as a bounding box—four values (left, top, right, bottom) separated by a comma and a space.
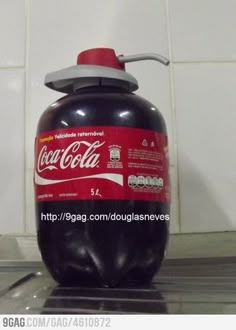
37, 92, 167, 135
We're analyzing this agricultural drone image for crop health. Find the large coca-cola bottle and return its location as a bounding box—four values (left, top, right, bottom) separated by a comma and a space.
34, 48, 170, 287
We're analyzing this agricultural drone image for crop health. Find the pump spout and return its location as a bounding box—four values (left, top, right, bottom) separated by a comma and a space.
118, 53, 169, 66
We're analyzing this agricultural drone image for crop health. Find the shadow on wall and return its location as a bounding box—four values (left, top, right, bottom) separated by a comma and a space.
179, 153, 233, 233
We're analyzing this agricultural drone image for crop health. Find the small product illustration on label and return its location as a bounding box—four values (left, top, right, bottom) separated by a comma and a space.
34, 126, 170, 201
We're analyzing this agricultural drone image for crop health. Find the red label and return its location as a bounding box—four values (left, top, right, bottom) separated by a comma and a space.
34, 126, 170, 202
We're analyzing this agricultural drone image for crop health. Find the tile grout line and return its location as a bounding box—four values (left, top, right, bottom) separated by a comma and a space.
3, 230, 236, 238
173, 60, 236, 65
23, 0, 31, 234
165, 0, 182, 233
0, 62, 235, 71
0, 66, 25, 70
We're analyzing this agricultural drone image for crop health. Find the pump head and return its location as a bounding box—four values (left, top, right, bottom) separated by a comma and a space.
45, 48, 169, 94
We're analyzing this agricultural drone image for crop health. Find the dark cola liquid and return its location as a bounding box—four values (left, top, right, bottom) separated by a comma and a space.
35, 87, 170, 287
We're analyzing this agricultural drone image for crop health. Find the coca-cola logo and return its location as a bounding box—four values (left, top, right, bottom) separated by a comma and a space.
37, 140, 105, 173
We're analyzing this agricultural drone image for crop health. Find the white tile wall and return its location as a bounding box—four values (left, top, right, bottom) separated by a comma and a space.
174, 63, 236, 232
25, 169, 35, 234
0, 0, 235, 235
168, 0, 236, 62
170, 166, 180, 233
0, 0, 25, 67
0, 70, 25, 234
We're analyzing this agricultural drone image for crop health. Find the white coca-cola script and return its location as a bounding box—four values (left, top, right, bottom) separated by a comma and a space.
37, 140, 105, 173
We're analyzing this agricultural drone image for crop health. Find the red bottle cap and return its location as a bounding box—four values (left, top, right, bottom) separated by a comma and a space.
77, 48, 125, 71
